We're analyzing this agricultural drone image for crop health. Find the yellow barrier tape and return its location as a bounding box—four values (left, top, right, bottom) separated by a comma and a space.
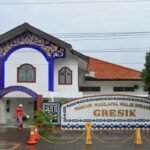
92, 132, 134, 144
39, 132, 85, 144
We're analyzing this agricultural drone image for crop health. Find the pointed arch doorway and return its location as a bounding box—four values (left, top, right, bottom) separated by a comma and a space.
0, 85, 43, 125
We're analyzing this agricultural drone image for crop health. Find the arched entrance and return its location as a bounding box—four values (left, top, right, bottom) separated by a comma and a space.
1, 44, 54, 91
0, 85, 43, 125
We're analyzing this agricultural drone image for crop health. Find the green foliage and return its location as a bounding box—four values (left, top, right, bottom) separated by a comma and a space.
28, 109, 54, 127
28, 109, 58, 139
141, 52, 150, 94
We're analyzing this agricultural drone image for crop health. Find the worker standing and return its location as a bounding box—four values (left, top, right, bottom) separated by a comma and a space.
16, 104, 26, 130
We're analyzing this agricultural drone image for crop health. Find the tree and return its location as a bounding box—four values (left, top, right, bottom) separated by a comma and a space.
28, 109, 55, 135
141, 52, 150, 95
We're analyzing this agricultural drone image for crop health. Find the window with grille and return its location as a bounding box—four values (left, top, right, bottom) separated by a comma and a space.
113, 87, 135, 92
58, 67, 72, 84
79, 86, 101, 92
17, 64, 36, 82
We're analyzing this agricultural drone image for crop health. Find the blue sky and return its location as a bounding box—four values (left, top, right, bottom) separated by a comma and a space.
0, 0, 150, 71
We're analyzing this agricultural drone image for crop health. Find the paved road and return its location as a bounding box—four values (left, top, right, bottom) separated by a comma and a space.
0, 127, 150, 150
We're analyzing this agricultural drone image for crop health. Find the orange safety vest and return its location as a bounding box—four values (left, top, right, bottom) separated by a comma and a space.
16, 107, 24, 117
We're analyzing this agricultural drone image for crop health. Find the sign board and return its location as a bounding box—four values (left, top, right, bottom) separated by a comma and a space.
61, 95, 150, 128
43, 102, 61, 125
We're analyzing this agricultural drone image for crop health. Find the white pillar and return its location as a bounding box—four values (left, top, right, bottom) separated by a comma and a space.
0, 100, 6, 124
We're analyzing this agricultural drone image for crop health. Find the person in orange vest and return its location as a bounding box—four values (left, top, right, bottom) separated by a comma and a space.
16, 104, 26, 130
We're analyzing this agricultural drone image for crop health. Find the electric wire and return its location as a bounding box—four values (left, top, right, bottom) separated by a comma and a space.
13, 47, 150, 53
54, 31, 150, 36
1, 0, 150, 5
51, 32, 150, 41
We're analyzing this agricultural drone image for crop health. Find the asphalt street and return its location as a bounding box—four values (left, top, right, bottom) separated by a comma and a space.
0, 127, 150, 150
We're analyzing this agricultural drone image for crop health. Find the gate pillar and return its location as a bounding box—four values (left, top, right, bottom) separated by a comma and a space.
36, 95, 43, 110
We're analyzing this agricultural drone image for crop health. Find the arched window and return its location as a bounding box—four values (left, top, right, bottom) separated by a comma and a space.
58, 67, 72, 84
17, 64, 36, 82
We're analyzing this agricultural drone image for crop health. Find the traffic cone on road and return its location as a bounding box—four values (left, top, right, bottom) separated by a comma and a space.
34, 127, 41, 140
27, 127, 37, 145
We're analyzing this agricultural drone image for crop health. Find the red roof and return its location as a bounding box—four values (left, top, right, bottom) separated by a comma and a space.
88, 57, 141, 80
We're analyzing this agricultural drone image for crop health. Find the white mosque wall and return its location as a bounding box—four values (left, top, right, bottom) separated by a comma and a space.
4, 48, 82, 98
78, 69, 147, 97
5, 47, 48, 94
4, 47, 147, 99
54, 52, 79, 93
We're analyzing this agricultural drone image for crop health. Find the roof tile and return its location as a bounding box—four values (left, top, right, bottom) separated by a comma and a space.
88, 57, 141, 80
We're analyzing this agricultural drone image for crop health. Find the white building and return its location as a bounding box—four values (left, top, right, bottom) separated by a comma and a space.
0, 23, 147, 125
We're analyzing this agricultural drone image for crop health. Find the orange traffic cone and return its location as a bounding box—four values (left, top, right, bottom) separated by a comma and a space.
34, 127, 41, 140
27, 127, 37, 145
